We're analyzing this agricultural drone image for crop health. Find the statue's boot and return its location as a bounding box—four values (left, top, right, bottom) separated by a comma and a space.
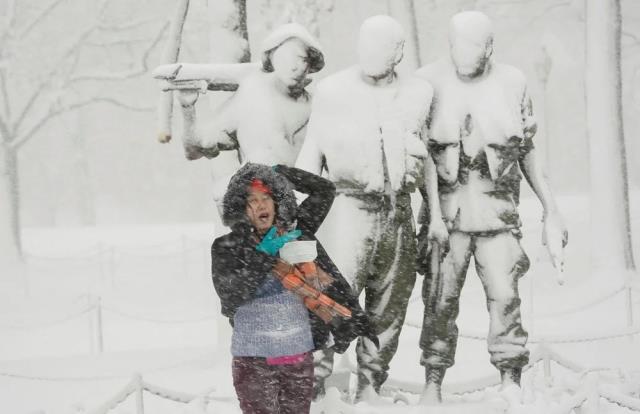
312, 378, 326, 401
354, 371, 383, 403
419, 366, 445, 404
500, 368, 522, 389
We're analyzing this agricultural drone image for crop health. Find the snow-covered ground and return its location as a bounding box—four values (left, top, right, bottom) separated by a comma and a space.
1, 192, 639, 413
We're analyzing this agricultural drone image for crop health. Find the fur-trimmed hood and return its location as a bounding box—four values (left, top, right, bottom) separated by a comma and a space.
222, 163, 298, 230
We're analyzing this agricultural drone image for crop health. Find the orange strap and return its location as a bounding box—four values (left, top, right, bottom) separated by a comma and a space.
274, 264, 352, 321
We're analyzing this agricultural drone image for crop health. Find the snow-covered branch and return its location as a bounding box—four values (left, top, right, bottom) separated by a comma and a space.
79, 97, 154, 112
527, 0, 573, 24
622, 30, 640, 46
11, 105, 69, 150
0, 0, 17, 44
12, 87, 44, 138
0, 70, 11, 119
18, 0, 67, 39
67, 21, 168, 83
0, 114, 11, 142
12, 97, 152, 150
96, 17, 159, 32
85, 37, 160, 48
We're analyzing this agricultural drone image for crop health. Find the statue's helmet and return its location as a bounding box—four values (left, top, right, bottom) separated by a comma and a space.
261, 23, 325, 74
449, 11, 494, 77
357, 15, 405, 78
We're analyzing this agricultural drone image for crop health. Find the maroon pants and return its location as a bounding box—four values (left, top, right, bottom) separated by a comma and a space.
232, 353, 314, 414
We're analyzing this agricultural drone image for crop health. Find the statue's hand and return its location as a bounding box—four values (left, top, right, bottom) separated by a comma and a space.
177, 89, 199, 107
542, 211, 568, 272
427, 217, 449, 251
416, 217, 449, 276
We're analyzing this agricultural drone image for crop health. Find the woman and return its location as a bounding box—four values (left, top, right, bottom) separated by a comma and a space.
211, 163, 377, 414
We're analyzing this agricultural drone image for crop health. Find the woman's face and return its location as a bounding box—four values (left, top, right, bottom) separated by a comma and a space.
245, 188, 276, 234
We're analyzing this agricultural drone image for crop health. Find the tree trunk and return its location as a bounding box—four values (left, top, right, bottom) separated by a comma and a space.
387, 0, 422, 70
585, 0, 636, 271
71, 132, 96, 226
207, 0, 251, 354
208, 0, 250, 64
406, 0, 422, 68
206, 0, 251, 202
0, 142, 22, 265
234, 0, 250, 62
157, 0, 190, 143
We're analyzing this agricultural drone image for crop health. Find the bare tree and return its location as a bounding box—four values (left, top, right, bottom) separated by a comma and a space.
259, 0, 334, 37
0, 0, 167, 264
585, 0, 636, 271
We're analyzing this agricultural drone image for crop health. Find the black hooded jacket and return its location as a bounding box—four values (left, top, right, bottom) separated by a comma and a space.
211, 163, 377, 353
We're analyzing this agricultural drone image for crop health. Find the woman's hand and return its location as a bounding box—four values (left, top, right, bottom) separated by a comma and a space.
255, 227, 302, 256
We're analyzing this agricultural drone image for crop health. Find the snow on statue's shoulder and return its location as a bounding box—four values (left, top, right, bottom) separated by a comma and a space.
399, 74, 434, 110
491, 62, 528, 95
314, 65, 362, 99
415, 57, 452, 84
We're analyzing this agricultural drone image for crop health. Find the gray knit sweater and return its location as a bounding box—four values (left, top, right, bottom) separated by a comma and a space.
231, 273, 314, 357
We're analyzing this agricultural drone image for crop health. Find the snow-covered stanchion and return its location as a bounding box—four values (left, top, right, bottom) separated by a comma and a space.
600, 384, 640, 411
98, 242, 106, 282
550, 372, 640, 414
24, 248, 103, 262
89, 373, 203, 414
404, 319, 640, 344
0, 304, 95, 330
108, 246, 116, 288
407, 279, 630, 320
22, 237, 207, 262
90, 376, 139, 414
95, 296, 104, 354
370, 347, 640, 413
535, 283, 628, 318
0, 298, 214, 332
23, 243, 103, 260
626, 271, 635, 329
113, 244, 203, 259
100, 304, 216, 324
143, 380, 197, 403
135, 373, 144, 414
181, 234, 188, 279
542, 342, 552, 386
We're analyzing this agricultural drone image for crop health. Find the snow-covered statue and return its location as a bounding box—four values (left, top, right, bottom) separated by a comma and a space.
415, 11, 568, 403
153, 24, 324, 208
295, 15, 445, 401
179, 23, 323, 164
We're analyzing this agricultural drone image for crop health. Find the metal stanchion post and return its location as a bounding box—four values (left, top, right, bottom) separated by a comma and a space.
96, 296, 104, 353
528, 269, 535, 338
582, 372, 600, 414
22, 262, 30, 298
109, 246, 116, 289
542, 342, 552, 387
623, 271, 635, 346
626, 278, 634, 328
98, 242, 106, 281
181, 235, 188, 279
134, 373, 145, 414
88, 294, 95, 354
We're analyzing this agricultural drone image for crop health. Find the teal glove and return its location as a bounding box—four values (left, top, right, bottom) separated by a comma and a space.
255, 226, 302, 256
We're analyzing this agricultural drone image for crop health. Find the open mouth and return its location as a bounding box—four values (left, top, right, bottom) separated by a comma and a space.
258, 213, 270, 221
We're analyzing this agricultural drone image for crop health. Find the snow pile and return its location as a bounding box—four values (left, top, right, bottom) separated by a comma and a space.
1, 192, 639, 413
